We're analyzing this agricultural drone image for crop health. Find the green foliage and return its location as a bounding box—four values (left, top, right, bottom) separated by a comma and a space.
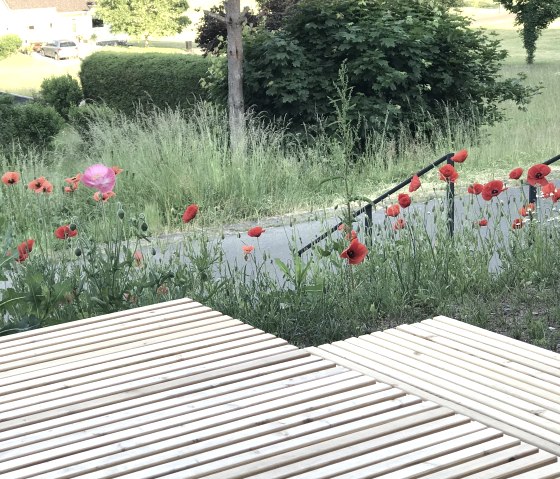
95, 0, 191, 44
0, 34, 22, 60
79, 52, 211, 115
214, 0, 538, 139
256, 0, 300, 30
0, 100, 65, 152
68, 103, 117, 141
39, 75, 83, 120
498, 0, 560, 63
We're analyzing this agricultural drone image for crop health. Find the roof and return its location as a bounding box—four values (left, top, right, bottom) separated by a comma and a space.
4, 0, 90, 12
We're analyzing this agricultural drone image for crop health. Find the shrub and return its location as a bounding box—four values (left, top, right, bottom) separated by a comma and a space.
0, 34, 22, 59
211, 0, 538, 139
80, 52, 211, 115
0, 101, 65, 151
68, 102, 117, 141
40, 75, 83, 120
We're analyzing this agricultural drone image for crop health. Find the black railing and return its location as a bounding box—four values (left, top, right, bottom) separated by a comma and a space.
528, 154, 560, 204
298, 152, 456, 256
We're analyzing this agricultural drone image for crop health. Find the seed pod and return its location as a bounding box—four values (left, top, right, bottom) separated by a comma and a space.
141, 222, 148, 232
117, 209, 125, 219
75, 248, 82, 257
69, 223, 77, 231
151, 248, 156, 256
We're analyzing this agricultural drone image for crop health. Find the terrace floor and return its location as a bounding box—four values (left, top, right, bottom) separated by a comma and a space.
0, 298, 558, 478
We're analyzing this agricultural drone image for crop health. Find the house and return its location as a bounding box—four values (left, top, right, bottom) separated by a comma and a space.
0, 0, 94, 43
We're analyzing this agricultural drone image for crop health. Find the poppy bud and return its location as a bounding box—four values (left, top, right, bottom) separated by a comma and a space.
117, 209, 125, 219
141, 222, 148, 232
151, 248, 156, 256
69, 223, 77, 231
75, 248, 82, 257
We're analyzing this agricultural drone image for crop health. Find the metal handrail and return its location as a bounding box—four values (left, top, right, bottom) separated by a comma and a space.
298, 152, 455, 256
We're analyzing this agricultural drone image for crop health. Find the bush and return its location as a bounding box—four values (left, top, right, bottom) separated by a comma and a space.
0, 100, 65, 151
68, 102, 117, 141
40, 75, 83, 120
212, 0, 538, 139
0, 34, 22, 60
80, 52, 211, 115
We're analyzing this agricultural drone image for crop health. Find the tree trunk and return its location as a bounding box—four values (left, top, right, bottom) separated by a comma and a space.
225, 0, 245, 154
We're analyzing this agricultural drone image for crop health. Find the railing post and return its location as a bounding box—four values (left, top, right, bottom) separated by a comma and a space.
364, 203, 373, 236
528, 184, 537, 206
447, 155, 455, 238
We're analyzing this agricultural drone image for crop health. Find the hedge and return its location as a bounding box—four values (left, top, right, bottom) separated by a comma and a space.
79, 52, 211, 115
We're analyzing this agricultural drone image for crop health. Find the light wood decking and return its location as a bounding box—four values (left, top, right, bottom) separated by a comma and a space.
0, 301, 558, 478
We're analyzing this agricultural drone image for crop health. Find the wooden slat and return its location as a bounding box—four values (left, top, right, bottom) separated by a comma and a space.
11, 381, 401, 478
507, 461, 560, 478
307, 344, 560, 456
432, 315, 560, 363
0, 352, 325, 442
115, 402, 442, 479
460, 450, 558, 478
0, 298, 194, 345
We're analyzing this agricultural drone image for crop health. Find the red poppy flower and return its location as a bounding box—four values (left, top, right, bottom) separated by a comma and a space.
509, 168, 523, 180
111, 166, 124, 175
478, 219, 488, 227
386, 204, 400, 217
519, 203, 535, 217
242, 245, 254, 254
182, 204, 199, 223
133, 250, 143, 266
93, 191, 116, 202
65, 173, 82, 187
17, 239, 35, 256
337, 223, 347, 232
398, 193, 411, 208
2, 171, 20, 185
552, 188, 560, 203
54, 225, 78, 240
451, 149, 468, 163
345, 230, 358, 241
340, 238, 368, 265
409, 175, 421, 192
248, 226, 265, 237
512, 218, 524, 230
542, 182, 556, 198
28, 176, 46, 191
439, 164, 459, 183
39, 181, 53, 194
481, 180, 506, 201
393, 218, 406, 230
64, 186, 74, 194
527, 164, 551, 187
467, 183, 483, 195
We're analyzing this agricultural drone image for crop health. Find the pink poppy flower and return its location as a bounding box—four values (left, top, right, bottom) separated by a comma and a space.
81, 164, 116, 193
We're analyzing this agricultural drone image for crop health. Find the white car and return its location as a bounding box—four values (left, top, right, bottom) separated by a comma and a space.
40, 40, 79, 60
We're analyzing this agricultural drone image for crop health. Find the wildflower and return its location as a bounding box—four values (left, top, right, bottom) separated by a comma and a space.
409, 174, 421, 192
64, 186, 74, 194
519, 203, 535, 217
439, 164, 459, 183
553, 189, 560, 203
242, 245, 254, 254
93, 191, 116, 202
133, 250, 143, 266
386, 204, 400, 217
17, 239, 35, 256
2, 171, 20, 185
111, 166, 123, 175
467, 183, 483, 195
65, 173, 82, 189
38, 180, 53, 194
346, 230, 358, 241
527, 164, 551, 187
451, 149, 468, 163
393, 218, 406, 230
478, 219, 488, 227
481, 180, 506, 201
28, 176, 46, 192
509, 168, 523, 180
398, 193, 411, 208
542, 182, 556, 198
182, 204, 199, 223
54, 225, 78, 240
248, 226, 265, 237
340, 238, 368, 265
81, 164, 116, 193
512, 218, 524, 229
156, 284, 169, 295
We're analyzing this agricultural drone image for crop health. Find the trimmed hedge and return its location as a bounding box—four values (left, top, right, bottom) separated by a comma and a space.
80, 52, 211, 115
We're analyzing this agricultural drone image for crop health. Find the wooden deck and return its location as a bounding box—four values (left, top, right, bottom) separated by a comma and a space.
0, 301, 558, 478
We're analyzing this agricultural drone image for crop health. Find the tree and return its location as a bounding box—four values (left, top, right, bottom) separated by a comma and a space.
498, 0, 560, 63
95, 0, 190, 46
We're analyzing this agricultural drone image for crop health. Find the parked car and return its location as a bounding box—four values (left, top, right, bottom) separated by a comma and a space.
40, 40, 79, 60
